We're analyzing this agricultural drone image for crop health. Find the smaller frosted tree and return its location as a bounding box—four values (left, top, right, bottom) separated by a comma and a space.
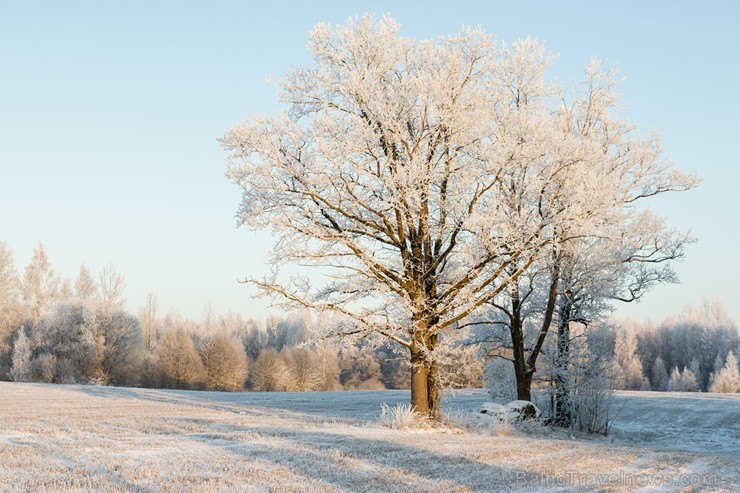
315, 348, 342, 391
651, 357, 668, 391
613, 325, 647, 390
688, 358, 703, 391
58, 279, 74, 302
74, 264, 98, 301
667, 366, 699, 392
667, 367, 682, 391
31, 302, 100, 384
31, 353, 56, 383
0, 242, 21, 375
21, 243, 59, 319
200, 331, 249, 391
158, 328, 205, 389
564, 329, 615, 434
9, 329, 32, 382
139, 292, 159, 351
282, 347, 322, 392
0, 242, 20, 316
98, 264, 126, 312
709, 351, 740, 393
250, 347, 292, 391
708, 351, 727, 389
96, 310, 144, 386
680, 368, 699, 392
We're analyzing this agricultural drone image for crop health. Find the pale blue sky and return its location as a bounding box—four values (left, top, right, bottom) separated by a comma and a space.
1, 1, 738, 324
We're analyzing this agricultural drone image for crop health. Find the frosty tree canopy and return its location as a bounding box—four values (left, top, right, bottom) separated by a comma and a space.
222, 14, 698, 418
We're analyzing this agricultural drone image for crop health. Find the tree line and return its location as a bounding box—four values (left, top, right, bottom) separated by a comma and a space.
1, 240, 738, 435
607, 299, 740, 393
0, 241, 483, 392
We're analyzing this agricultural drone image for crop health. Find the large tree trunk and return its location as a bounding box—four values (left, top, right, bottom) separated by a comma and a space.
505, 282, 533, 402
516, 370, 533, 402
510, 308, 532, 402
426, 333, 440, 420
409, 331, 440, 420
410, 342, 429, 416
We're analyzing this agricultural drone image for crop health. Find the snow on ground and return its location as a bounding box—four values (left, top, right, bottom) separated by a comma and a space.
0, 383, 737, 492
610, 391, 740, 457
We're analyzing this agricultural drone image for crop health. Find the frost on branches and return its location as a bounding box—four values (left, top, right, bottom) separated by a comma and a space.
222, 14, 698, 419
710, 351, 740, 393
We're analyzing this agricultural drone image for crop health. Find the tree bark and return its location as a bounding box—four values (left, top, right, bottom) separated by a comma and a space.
516, 370, 533, 402
510, 307, 532, 401
409, 328, 440, 420
426, 333, 440, 420
410, 342, 429, 416
553, 295, 573, 427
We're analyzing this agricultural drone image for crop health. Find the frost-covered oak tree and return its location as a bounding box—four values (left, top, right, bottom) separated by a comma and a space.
222, 15, 696, 418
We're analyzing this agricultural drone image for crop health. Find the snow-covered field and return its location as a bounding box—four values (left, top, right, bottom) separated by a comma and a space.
0, 382, 737, 492
610, 391, 740, 457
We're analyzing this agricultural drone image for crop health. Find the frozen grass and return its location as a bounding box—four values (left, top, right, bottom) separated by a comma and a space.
609, 391, 740, 456
378, 403, 425, 430
0, 383, 738, 492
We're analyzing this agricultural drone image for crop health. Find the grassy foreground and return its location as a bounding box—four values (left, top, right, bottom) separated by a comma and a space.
0, 382, 737, 492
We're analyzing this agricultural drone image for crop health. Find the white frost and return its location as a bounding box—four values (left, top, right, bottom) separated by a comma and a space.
0, 383, 737, 492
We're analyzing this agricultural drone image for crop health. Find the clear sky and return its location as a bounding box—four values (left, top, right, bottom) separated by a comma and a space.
1, 1, 738, 324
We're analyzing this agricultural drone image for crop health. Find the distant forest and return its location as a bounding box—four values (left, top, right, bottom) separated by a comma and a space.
1, 241, 738, 394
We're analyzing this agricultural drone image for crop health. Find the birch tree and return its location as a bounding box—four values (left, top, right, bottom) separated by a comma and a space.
139, 292, 159, 351
652, 356, 668, 391
98, 263, 126, 312
0, 242, 19, 316
21, 242, 59, 319
9, 329, 32, 382
74, 264, 98, 301
0, 242, 21, 369
614, 323, 648, 390
222, 15, 696, 418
